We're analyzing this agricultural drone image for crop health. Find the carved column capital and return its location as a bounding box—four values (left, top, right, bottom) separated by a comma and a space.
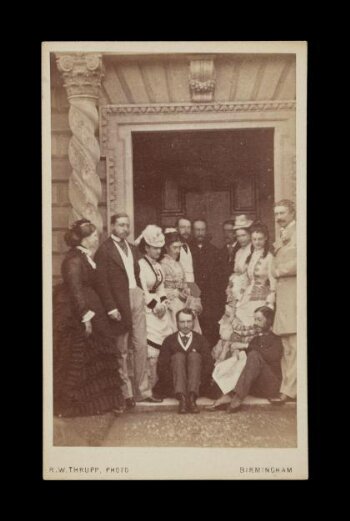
189, 57, 216, 102
56, 53, 104, 100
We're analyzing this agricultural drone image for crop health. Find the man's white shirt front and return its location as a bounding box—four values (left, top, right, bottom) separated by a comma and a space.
111, 234, 137, 289
177, 332, 193, 351
108, 234, 138, 317
179, 245, 195, 283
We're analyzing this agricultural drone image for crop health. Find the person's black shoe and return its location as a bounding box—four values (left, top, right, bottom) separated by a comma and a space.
188, 393, 200, 414
143, 396, 164, 403
125, 398, 136, 409
177, 394, 187, 414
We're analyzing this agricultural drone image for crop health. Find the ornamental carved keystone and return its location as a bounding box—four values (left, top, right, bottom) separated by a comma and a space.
56, 53, 104, 232
189, 58, 216, 102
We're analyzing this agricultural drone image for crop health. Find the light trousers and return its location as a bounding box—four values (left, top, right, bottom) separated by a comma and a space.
280, 334, 297, 399
116, 287, 152, 401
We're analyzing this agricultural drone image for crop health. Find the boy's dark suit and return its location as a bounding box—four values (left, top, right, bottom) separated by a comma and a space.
154, 331, 213, 398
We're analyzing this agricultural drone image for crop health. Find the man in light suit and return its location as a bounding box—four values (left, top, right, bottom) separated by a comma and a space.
269, 200, 297, 405
95, 212, 161, 407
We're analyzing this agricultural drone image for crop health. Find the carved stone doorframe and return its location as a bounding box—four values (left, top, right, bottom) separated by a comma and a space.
99, 101, 296, 239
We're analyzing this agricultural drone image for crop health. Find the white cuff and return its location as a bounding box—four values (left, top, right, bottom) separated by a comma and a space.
108, 308, 118, 315
82, 310, 95, 323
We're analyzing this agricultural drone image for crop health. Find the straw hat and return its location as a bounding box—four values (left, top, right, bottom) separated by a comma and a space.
233, 214, 254, 230
164, 227, 177, 234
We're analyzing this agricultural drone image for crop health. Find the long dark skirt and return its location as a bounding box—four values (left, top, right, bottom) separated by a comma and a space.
53, 285, 124, 417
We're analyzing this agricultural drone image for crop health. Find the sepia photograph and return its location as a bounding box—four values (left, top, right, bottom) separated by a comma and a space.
42, 41, 307, 480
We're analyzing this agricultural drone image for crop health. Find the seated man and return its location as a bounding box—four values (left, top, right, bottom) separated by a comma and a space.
227, 306, 283, 413
154, 308, 213, 414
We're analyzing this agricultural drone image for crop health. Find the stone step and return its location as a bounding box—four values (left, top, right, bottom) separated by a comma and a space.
135, 396, 296, 412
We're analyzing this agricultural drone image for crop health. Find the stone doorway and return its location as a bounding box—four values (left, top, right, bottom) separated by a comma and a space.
100, 101, 295, 242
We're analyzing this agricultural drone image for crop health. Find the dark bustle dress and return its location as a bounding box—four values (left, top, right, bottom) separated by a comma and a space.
53, 248, 124, 417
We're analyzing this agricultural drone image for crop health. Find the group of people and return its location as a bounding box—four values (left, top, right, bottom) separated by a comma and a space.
53, 198, 297, 417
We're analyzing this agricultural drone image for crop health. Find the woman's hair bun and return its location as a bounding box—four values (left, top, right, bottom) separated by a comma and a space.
64, 219, 96, 247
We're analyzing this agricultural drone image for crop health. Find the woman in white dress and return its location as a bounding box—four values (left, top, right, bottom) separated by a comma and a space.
160, 228, 202, 334
232, 223, 276, 347
136, 225, 173, 391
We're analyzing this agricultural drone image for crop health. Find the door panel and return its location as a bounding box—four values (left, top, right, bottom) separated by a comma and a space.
185, 191, 231, 248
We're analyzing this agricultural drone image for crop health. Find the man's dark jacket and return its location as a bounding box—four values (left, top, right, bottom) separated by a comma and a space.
247, 331, 283, 379
94, 237, 142, 334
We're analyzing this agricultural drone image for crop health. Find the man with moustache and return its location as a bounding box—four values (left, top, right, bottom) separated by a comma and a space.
190, 219, 220, 347
225, 306, 283, 413
269, 200, 297, 405
95, 212, 160, 409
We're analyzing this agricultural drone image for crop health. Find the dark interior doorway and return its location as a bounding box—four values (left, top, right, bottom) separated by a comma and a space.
132, 128, 275, 248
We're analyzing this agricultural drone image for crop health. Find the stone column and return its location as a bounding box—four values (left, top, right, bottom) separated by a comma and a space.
56, 53, 104, 232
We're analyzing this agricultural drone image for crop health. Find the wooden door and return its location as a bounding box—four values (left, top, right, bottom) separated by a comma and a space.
185, 191, 231, 248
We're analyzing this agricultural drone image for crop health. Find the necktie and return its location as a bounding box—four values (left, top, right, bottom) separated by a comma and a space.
182, 244, 188, 254
182, 335, 189, 346
280, 228, 288, 244
119, 239, 128, 256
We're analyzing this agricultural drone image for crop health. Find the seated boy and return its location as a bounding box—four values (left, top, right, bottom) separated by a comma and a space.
154, 308, 213, 414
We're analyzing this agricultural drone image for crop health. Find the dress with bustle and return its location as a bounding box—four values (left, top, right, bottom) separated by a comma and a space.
234, 250, 276, 343
138, 256, 173, 390
53, 248, 124, 417
138, 256, 173, 349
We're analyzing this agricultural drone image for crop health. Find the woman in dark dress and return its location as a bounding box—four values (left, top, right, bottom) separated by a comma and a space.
53, 219, 124, 417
